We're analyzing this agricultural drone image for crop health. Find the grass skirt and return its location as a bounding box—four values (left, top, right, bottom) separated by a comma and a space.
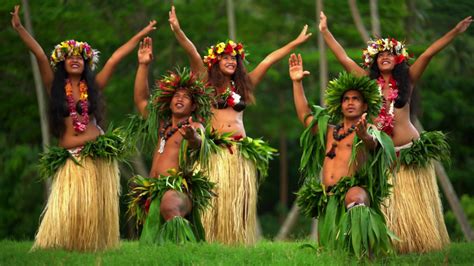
200, 147, 257, 245
32, 157, 120, 252
382, 163, 450, 253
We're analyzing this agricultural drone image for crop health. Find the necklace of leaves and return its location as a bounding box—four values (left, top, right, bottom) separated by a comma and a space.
158, 118, 191, 154
326, 123, 356, 159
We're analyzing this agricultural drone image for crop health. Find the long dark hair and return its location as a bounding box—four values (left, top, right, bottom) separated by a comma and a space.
208, 55, 255, 104
49, 61, 104, 138
369, 54, 411, 108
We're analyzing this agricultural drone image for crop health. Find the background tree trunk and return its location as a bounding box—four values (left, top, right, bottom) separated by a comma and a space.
348, 0, 370, 42
21, 0, 52, 199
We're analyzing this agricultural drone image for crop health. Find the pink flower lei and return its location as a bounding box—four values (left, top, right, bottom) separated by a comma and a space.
374, 76, 398, 135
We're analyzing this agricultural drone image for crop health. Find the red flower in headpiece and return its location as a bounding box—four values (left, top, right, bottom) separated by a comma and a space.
224, 44, 234, 54
395, 54, 406, 65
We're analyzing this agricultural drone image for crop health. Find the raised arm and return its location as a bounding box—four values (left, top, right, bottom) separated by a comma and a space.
11, 5, 54, 91
249, 25, 312, 86
169, 6, 206, 76
409, 16, 472, 84
134, 37, 153, 118
289, 53, 314, 128
319, 11, 366, 77
95, 20, 157, 90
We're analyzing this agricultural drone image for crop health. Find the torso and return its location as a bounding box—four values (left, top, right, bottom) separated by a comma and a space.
211, 106, 246, 137
58, 116, 101, 149
392, 104, 419, 146
322, 125, 365, 187
149, 121, 202, 178
380, 81, 419, 147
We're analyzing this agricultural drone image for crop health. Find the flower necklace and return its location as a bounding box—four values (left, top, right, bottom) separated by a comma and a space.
215, 80, 242, 109
158, 118, 191, 153
65, 79, 89, 133
326, 123, 356, 159
374, 76, 398, 136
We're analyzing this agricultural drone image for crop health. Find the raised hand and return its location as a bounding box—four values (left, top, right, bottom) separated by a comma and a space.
168, 6, 181, 32
289, 53, 310, 82
137, 20, 157, 38
138, 37, 153, 65
293, 25, 312, 45
10, 5, 23, 30
319, 11, 328, 32
455, 16, 473, 34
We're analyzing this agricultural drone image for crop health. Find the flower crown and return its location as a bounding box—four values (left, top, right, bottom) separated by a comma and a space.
50, 40, 100, 71
362, 38, 411, 68
150, 67, 213, 122
203, 40, 245, 69
325, 72, 382, 122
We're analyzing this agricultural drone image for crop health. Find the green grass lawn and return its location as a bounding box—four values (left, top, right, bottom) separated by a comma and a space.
0, 240, 473, 265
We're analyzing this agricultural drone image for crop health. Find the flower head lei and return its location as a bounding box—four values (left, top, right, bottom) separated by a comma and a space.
362, 38, 411, 68
203, 40, 245, 69
50, 40, 100, 71
150, 67, 213, 122
325, 72, 382, 123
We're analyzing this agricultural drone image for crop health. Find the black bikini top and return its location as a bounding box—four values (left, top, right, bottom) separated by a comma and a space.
214, 98, 246, 112
62, 101, 91, 117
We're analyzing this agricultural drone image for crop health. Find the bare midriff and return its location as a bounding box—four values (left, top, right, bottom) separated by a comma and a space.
211, 107, 246, 137
58, 116, 101, 149
392, 104, 420, 147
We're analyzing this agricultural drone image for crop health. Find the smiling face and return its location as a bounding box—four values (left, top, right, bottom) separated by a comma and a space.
376, 51, 396, 73
341, 90, 367, 119
218, 54, 237, 76
170, 89, 195, 117
64, 55, 85, 75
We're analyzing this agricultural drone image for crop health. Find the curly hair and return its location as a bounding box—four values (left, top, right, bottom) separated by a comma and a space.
369, 54, 411, 108
207, 55, 255, 104
49, 61, 104, 138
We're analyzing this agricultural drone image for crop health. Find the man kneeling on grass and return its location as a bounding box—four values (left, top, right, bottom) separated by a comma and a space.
127, 37, 215, 244
289, 53, 397, 258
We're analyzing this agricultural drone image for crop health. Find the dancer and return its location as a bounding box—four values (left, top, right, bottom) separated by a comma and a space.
11, 5, 156, 251
127, 37, 215, 244
168, 6, 293, 244
290, 53, 396, 258
318, 11, 471, 253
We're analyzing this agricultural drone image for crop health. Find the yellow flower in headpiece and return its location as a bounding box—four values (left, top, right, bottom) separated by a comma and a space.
216, 42, 225, 54
203, 40, 247, 69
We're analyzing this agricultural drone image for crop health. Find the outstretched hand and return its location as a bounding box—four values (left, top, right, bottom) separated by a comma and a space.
293, 25, 312, 45
455, 16, 473, 34
138, 37, 153, 65
355, 113, 369, 139
169, 6, 181, 32
289, 53, 310, 82
10, 5, 23, 30
179, 117, 198, 140
319, 11, 328, 32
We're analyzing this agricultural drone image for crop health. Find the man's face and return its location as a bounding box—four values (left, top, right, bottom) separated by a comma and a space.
341, 90, 367, 119
170, 89, 195, 117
